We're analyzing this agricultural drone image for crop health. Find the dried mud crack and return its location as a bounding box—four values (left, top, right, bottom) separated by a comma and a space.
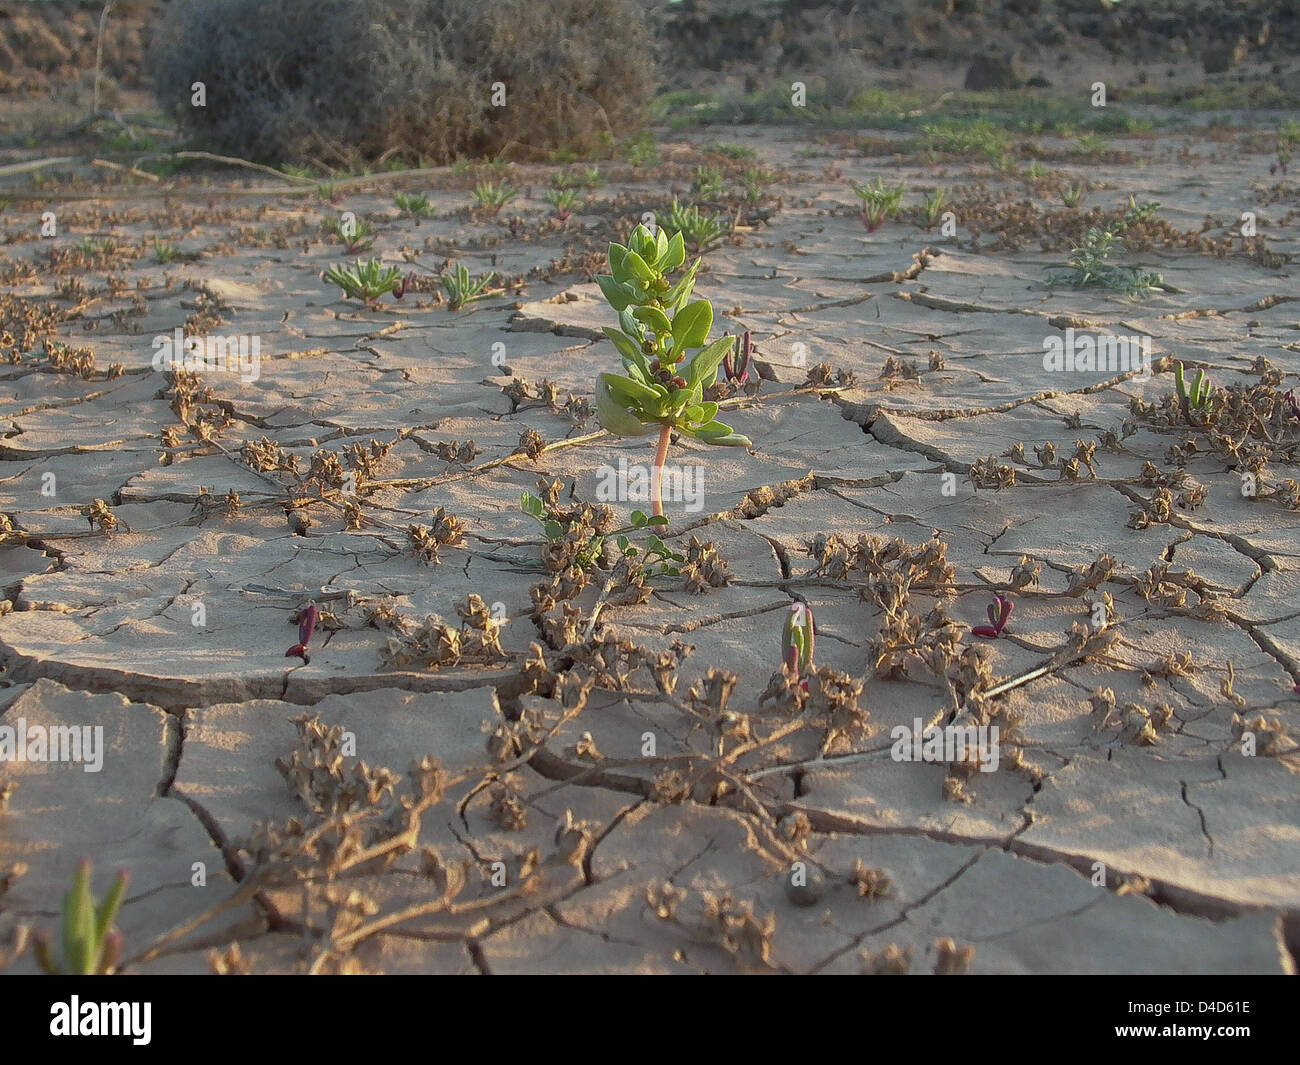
1, 115, 1298, 975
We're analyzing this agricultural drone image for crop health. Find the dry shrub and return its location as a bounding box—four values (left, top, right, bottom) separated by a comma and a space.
151, 0, 655, 167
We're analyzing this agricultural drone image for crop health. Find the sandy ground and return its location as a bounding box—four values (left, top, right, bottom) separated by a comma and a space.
0, 116, 1297, 975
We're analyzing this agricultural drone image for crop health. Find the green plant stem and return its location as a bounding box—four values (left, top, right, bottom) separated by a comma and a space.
651, 423, 672, 518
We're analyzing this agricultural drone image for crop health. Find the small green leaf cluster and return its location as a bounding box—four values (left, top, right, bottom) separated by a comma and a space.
1049, 197, 1164, 295
520, 492, 684, 576
1175, 362, 1217, 418
853, 177, 905, 230
323, 258, 405, 303
545, 187, 581, 219
322, 214, 375, 253
394, 192, 435, 219
661, 199, 730, 253
439, 263, 498, 310
471, 181, 517, 214
35, 859, 128, 975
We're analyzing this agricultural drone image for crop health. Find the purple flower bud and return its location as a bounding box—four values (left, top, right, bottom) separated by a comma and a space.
298, 603, 319, 647
287, 603, 319, 663
973, 595, 1013, 638
725, 331, 754, 385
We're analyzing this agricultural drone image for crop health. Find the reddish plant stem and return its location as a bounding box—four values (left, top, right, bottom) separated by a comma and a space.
651, 423, 672, 518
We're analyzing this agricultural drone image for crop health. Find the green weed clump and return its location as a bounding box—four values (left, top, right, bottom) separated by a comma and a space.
662, 200, 730, 254
1048, 198, 1164, 296
853, 177, 905, 231
323, 259, 406, 307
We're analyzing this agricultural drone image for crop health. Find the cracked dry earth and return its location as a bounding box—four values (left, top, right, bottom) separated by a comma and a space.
1, 122, 1299, 975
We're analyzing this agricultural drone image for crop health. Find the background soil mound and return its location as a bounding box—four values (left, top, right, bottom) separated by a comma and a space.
658, 0, 1298, 84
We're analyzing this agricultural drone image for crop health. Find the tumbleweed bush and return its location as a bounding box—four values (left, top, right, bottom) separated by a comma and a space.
153, 0, 656, 167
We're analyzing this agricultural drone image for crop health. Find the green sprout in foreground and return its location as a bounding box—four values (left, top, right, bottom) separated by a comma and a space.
1174, 361, 1217, 422
594, 223, 751, 518
35, 859, 128, 975
781, 601, 815, 682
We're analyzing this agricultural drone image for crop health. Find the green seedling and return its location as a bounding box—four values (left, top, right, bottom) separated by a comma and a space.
34, 859, 128, 975
740, 168, 776, 205
1072, 132, 1108, 156
323, 259, 405, 307
545, 187, 582, 221
1048, 197, 1163, 295
922, 118, 1010, 164
919, 186, 950, 230
625, 133, 659, 167
662, 199, 730, 253
1174, 362, 1216, 421
75, 237, 118, 257
394, 192, 435, 219
438, 263, 498, 310
575, 166, 604, 188
691, 165, 724, 200
551, 166, 603, 190
1061, 182, 1087, 208
593, 223, 751, 518
853, 177, 906, 231
322, 214, 375, 253
152, 238, 178, 264
713, 144, 757, 162
781, 602, 815, 682
521, 492, 682, 576
471, 181, 518, 215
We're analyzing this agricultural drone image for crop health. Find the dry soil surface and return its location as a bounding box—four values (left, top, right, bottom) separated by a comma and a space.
0, 120, 1298, 974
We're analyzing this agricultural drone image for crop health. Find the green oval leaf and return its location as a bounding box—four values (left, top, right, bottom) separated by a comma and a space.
595, 375, 657, 436
684, 334, 735, 389
671, 300, 713, 351
662, 231, 686, 272
632, 305, 673, 336
608, 243, 629, 280
596, 274, 635, 312
623, 249, 656, 283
